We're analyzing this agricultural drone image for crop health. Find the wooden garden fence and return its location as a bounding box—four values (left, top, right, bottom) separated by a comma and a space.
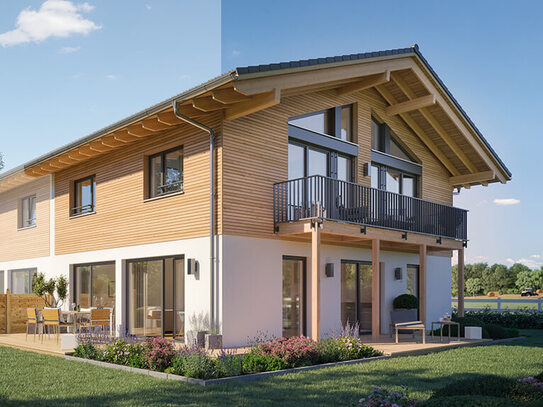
0, 289, 45, 334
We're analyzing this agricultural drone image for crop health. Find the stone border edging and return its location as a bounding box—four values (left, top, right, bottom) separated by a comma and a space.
64, 354, 391, 386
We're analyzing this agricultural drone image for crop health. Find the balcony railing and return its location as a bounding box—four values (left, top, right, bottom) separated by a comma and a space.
273, 175, 468, 241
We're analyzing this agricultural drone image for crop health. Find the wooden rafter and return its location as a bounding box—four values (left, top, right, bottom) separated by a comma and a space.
212, 88, 250, 104
409, 63, 506, 183
89, 140, 112, 152
375, 85, 460, 176
127, 124, 155, 137
156, 111, 183, 126
100, 134, 126, 148
67, 151, 85, 162
224, 88, 281, 121
449, 171, 495, 186
192, 97, 226, 112
78, 145, 102, 157
335, 71, 390, 96
175, 103, 207, 117
391, 72, 479, 174
113, 130, 140, 143
141, 117, 172, 131
385, 94, 436, 116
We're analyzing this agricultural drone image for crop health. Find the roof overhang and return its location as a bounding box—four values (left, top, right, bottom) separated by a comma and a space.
0, 45, 510, 193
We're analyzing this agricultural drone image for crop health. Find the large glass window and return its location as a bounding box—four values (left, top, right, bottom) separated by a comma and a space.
288, 143, 305, 180
149, 146, 183, 198
371, 164, 418, 197
337, 155, 352, 182
341, 261, 372, 334
19, 195, 36, 228
74, 263, 115, 309
307, 147, 328, 177
10, 269, 36, 294
406, 265, 419, 298
371, 118, 415, 162
282, 257, 306, 337
289, 104, 353, 142
73, 175, 95, 216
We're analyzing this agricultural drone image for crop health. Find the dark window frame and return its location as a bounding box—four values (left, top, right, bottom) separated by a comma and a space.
72, 175, 96, 216
340, 259, 373, 335
72, 261, 116, 308
19, 194, 36, 228
289, 104, 354, 143
371, 163, 419, 197
148, 145, 184, 199
282, 255, 307, 337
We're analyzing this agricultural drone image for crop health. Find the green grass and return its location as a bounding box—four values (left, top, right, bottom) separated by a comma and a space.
1, 331, 542, 406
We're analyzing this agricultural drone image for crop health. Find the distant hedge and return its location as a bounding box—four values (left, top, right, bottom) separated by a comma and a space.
461, 310, 543, 330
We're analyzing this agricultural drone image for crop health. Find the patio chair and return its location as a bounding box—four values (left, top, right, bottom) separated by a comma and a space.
25, 308, 43, 342
80, 308, 111, 333
390, 310, 426, 344
42, 308, 71, 343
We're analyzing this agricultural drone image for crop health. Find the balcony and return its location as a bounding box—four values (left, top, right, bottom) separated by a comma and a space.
273, 175, 467, 241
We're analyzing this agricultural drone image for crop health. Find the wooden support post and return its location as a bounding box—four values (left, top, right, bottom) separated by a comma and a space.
458, 248, 465, 317
419, 245, 427, 325
5, 289, 11, 334
311, 221, 321, 342
372, 239, 380, 340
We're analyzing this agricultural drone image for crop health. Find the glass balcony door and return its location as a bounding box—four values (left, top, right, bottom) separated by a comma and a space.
341, 261, 372, 334
282, 257, 306, 337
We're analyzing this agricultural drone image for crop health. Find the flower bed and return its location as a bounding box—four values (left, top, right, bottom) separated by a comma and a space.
73, 332, 382, 380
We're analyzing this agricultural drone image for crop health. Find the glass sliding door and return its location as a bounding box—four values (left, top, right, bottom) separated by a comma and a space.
341, 261, 372, 334
282, 257, 306, 337
10, 269, 37, 294
73, 263, 115, 309
127, 259, 163, 337
127, 256, 184, 339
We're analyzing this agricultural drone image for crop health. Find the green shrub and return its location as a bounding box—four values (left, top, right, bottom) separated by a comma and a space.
165, 356, 184, 376
432, 316, 490, 338
241, 353, 287, 373
73, 342, 103, 361
103, 339, 131, 365
423, 395, 521, 407
460, 310, 543, 329
126, 342, 147, 369
484, 323, 519, 339
215, 353, 243, 378
318, 337, 381, 363
393, 294, 419, 309
431, 375, 543, 404
180, 352, 216, 379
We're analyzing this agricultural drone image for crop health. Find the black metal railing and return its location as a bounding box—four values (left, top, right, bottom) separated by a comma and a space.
273, 175, 468, 241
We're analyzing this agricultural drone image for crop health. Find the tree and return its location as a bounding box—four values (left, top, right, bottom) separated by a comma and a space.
482, 264, 514, 293
516, 269, 543, 290
32, 273, 68, 307
465, 278, 482, 297
0, 152, 3, 171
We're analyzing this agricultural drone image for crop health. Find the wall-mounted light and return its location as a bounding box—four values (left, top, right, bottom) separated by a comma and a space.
394, 267, 402, 280
325, 263, 334, 278
187, 258, 199, 275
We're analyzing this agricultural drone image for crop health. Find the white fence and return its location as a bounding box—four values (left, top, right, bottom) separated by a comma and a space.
451, 297, 543, 312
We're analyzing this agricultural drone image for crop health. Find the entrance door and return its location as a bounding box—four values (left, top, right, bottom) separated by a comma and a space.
341, 261, 372, 334
127, 256, 184, 339
406, 264, 419, 319
282, 257, 306, 337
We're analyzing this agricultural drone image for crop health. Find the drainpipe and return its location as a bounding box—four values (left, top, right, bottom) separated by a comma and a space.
172, 101, 216, 331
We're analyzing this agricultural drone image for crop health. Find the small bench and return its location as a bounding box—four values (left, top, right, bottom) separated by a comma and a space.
394, 321, 426, 344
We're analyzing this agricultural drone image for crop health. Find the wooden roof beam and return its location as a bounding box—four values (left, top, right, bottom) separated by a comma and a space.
78, 145, 102, 157
67, 151, 86, 162
450, 171, 495, 186
409, 63, 507, 183
192, 97, 226, 112
212, 88, 250, 104
57, 155, 80, 165
156, 111, 183, 126
391, 72, 479, 174
224, 88, 281, 121
386, 94, 436, 116
113, 130, 140, 143
89, 139, 114, 152
100, 134, 126, 148
127, 124, 155, 137
141, 117, 172, 131
335, 71, 390, 96
375, 85, 460, 176
173, 104, 208, 118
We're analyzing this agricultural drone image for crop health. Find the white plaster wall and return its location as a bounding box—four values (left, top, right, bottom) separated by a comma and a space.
221, 235, 450, 347
426, 255, 452, 326
0, 236, 216, 337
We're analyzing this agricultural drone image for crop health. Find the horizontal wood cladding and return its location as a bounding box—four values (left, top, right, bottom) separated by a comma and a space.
222, 87, 453, 239
54, 114, 222, 255
0, 177, 50, 262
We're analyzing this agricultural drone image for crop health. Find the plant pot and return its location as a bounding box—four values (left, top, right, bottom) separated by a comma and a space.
392, 308, 418, 322
205, 333, 222, 350
186, 330, 208, 348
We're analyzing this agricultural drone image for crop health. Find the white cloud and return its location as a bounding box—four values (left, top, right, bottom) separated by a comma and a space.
105, 74, 116, 80
0, 0, 101, 47
59, 45, 80, 53
505, 258, 515, 264
476, 199, 488, 207
531, 254, 541, 259
145, 4, 152, 10
493, 198, 520, 206
232, 49, 240, 57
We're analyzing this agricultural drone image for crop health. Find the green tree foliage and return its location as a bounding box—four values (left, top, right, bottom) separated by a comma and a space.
0, 152, 4, 171
32, 272, 68, 307
516, 269, 543, 290
465, 277, 482, 296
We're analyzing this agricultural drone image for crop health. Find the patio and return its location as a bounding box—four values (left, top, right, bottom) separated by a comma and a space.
0, 332, 489, 358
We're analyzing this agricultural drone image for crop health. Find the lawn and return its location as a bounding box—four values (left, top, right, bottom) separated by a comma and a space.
0, 331, 542, 406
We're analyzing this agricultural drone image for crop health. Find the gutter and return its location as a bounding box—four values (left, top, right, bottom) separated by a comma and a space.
172, 100, 217, 332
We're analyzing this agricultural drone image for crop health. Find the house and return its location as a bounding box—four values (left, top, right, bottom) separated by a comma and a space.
0, 45, 511, 346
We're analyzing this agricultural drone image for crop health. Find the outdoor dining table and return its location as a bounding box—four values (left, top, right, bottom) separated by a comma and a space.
431, 320, 460, 343
62, 310, 91, 333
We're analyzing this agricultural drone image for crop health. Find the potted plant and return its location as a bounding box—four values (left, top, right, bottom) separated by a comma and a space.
186, 312, 210, 348
392, 294, 419, 321
32, 272, 68, 308
204, 324, 222, 350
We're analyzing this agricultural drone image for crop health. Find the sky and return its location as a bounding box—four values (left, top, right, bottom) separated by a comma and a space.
0, 0, 541, 268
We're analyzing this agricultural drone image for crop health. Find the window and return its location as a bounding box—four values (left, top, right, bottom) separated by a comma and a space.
288, 141, 353, 182
371, 118, 415, 162
73, 263, 115, 309
72, 175, 96, 216
282, 257, 306, 337
149, 146, 183, 198
289, 104, 353, 142
10, 269, 36, 294
371, 164, 418, 197
19, 195, 36, 228
0, 271, 4, 294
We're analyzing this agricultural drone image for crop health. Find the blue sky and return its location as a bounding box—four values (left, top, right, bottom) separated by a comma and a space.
0, 1, 540, 268
222, 0, 543, 268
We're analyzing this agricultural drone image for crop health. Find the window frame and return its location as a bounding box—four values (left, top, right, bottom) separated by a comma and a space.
9, 268, 37, 294
19, 194, 36, 229
72, 261, 116, 309
72, 175, 96, 217
148, 145, 184, 199
371, 163, 419, 197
